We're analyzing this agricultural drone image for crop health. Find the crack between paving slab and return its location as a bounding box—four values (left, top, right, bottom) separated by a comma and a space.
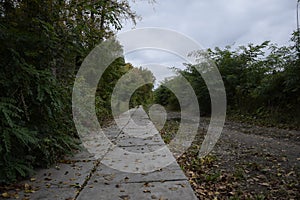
58, 159, 96, 164
103, 107, 139, 155
74, 159, 100, 200
108, 110, 139, 144
74, 108, 139, 199
120, 178, 188, 184
114, 107, 139, 139
117, 143, 165, 148
97, 107, 139, 146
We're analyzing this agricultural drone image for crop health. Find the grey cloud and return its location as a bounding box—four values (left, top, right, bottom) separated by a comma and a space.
120, 0, 297, 82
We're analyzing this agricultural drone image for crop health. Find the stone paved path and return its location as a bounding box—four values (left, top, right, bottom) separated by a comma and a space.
2, 107, 197, 200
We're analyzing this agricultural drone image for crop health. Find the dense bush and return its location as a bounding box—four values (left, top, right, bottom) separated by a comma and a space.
155, 32, 300, 127
154, 80, 180, 111
0, 0, 138, 183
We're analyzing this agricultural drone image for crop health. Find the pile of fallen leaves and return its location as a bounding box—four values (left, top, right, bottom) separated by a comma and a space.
1, 180, 38, 199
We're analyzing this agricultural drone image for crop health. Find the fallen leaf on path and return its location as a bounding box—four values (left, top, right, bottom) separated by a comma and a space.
44, 177, 52, 181
119, 195, 130, 200
30, 178, 36, 182
1, 192, 10, 198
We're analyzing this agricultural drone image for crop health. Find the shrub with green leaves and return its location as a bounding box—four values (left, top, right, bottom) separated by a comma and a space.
0, 98, 38, 182
155, 33, 300, 127
0, 0, 141, 183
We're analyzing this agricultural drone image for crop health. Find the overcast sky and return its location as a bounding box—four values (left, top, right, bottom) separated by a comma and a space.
119, 0, 298, 84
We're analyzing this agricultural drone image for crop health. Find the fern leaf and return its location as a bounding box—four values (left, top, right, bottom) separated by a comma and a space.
2, 130, 11, 153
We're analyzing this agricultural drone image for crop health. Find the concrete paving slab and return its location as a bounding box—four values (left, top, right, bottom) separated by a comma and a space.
101, 145, 176, 173
11, 187, 79, 200
79, 132, 115, 160
26, 161, 95, 189
89, 163, 187, 184
122, 126, 158, 138
75, 107, 197, 199
64, 147, 96, 161
114, 133, 165, 147
102, 125, 122, 140
117, 144, 174, 154
77, 180, 197, 200
1, 161, 95, 200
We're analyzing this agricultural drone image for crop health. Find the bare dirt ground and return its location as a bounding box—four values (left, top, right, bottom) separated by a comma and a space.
161, 113, 300, 199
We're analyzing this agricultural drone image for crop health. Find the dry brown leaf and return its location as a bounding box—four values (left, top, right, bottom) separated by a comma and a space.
168, 187, 178, 191
1, 192, 10, 198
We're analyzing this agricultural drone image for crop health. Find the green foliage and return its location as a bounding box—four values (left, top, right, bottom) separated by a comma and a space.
95, 57, 129, 122
0, 0, 139, 183
128, 66, 155, 108
94, 59, 155, 122
155, 33, 300, 127
215, 40, 299, 125
154, 81, 180, 111
177, 63, 211, 115
0, 97, 37, 182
